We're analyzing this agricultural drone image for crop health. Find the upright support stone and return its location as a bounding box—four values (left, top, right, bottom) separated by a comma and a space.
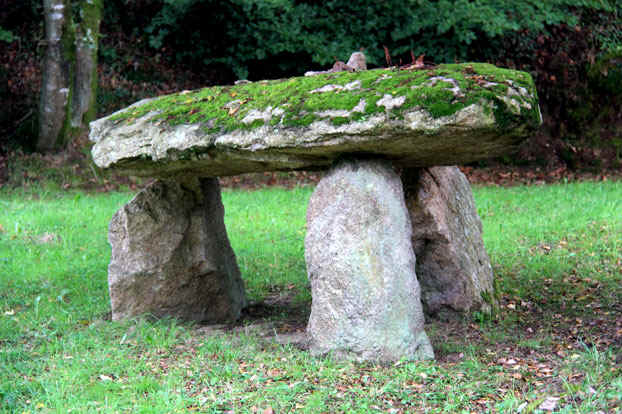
305, 159, 434, 362
402, 166, 496, 316
107, 178, 246, 322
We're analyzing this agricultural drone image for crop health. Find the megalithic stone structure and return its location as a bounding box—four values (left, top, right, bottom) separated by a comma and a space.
90, 61, 540, 361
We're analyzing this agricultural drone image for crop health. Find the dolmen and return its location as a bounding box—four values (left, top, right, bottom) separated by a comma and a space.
90, 60, 541, 362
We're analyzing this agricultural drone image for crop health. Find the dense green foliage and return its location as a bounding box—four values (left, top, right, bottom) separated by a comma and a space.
142, 0, 620, 79
0, 27, 14, 43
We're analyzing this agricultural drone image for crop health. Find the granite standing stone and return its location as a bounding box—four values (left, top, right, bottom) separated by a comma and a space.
107, 177, 246, 322
402, 166, 496, 315
305, 159, 434, 362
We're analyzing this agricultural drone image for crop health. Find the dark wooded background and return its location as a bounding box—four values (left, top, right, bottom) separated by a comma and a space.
1, 0, 620, 171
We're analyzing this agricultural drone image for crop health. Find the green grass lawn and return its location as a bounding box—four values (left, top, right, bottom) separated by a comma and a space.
0, 180, 621, 413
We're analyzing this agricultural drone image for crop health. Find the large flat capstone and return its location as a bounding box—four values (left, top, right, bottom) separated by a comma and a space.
90, 63, 541, 178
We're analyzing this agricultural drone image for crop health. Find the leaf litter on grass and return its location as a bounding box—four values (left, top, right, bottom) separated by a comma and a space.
1, 180, 621, 412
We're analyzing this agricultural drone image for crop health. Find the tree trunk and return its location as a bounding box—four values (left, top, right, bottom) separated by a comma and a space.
38, 0, 102, 152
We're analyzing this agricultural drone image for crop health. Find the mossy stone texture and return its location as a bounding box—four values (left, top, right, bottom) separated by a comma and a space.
90, 63, 541, 178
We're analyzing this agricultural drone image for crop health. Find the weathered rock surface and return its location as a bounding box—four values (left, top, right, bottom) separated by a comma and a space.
108, 178, 246, 322
304, 51, 367, 76
402, 166, 495, 315
90, 63, 541, 178
305, 159, 434, 362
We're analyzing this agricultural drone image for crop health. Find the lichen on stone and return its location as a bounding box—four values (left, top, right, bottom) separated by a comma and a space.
107, 63, 540, 136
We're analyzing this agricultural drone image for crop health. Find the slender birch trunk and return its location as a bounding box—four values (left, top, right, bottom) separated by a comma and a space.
38, 0, 102, 152
38, 0, 69, 152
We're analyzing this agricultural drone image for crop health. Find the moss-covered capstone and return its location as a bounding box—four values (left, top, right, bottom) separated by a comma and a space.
90, 63, 541, 178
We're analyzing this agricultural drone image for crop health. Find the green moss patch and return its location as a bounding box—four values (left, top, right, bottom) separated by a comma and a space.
108, 63, 540, 134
